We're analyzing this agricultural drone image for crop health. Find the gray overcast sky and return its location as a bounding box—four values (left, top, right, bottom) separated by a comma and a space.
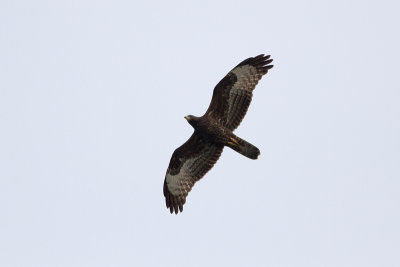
1, 0, 399, 266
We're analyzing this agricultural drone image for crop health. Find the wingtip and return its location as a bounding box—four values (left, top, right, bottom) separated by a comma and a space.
165, 191, 185, 214
254, 54, 265, 60
249, 54, 274, 68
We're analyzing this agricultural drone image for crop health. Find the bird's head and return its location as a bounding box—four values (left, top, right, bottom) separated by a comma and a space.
184, 115, 193, 122
184, 115, 199, 127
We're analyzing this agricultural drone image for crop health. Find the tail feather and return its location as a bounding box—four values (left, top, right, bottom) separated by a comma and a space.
228, 136, 260, 159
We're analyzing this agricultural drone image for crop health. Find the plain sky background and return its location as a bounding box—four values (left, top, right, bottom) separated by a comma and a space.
1, 0, 399, 266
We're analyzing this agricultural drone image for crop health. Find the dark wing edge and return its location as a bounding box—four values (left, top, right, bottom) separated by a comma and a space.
163, 133, 223, 214
205, 54, 273, 130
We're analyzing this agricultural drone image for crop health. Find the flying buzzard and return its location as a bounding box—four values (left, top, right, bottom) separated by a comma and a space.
163, 54, 274, 214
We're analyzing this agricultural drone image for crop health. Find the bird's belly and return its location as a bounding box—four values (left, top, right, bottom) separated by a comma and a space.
196, 124, 230, 145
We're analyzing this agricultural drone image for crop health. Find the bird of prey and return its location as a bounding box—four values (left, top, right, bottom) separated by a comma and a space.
163, 54, 273, 214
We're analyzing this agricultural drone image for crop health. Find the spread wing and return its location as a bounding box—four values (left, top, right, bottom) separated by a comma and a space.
205, 54, 273, 130
163, 133, 223, 214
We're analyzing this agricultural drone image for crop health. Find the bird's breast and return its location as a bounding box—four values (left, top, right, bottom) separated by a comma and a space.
194, 120, 230, 145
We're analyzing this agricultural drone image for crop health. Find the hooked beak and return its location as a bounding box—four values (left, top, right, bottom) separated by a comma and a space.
184, 116, 190, 121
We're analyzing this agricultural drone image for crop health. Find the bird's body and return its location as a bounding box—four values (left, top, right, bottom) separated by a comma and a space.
186, 115, 259, 159
163, 54, 274, 214
186, 115, 231, 145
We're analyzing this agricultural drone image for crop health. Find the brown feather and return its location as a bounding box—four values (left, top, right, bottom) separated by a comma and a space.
205, 54, 273, 130
163, 133, 223, 214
